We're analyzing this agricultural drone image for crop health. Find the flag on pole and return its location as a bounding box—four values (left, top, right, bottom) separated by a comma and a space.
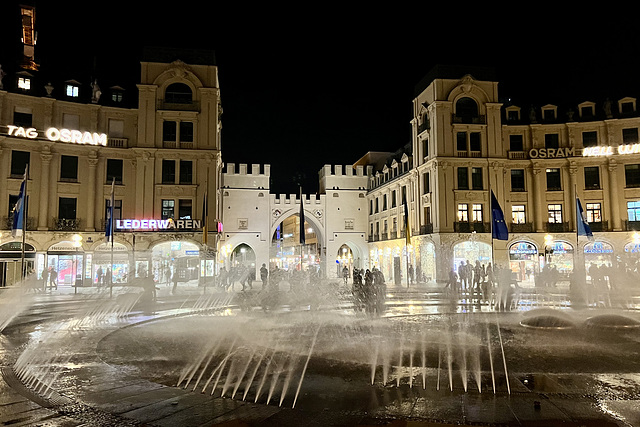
403, 193, 411, 246
576, 197, 594, 241
11, 166, 27, 237
202, 190, 209, 246
491, 190, 509, 241
105, 177, 115, 242
299, 187, 306, 245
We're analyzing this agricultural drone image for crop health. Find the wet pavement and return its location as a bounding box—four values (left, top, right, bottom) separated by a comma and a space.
0, 280, 639, 426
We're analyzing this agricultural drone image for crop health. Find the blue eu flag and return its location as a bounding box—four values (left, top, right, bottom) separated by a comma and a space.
491, 190, 509, 241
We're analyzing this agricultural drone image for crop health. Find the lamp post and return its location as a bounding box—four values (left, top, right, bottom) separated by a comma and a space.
72, 234, 83, 294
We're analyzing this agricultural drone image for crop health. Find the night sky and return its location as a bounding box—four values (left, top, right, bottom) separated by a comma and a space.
1, 4, 639, 194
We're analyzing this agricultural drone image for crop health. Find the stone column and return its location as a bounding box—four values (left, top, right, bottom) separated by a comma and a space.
86, 154, 98, 231
569, 162, 578, 232
38, 147, 52, 230
608, 160, 622, 231
533, 166, 545, 232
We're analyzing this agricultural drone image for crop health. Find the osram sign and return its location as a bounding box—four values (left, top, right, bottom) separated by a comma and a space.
528, 147, 575, 158
5, 125, 107, 146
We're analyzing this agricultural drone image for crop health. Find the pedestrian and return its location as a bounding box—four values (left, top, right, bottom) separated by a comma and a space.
352, 268, 364, 312
408, 264, 414, 285
363, 269, 375, 315
96, 266, 103, 286
49, 268, 57, 289
373, 267, 386, 315
260, 263, 268, 290
342, 266, 349, 284
41, 268, 49, 290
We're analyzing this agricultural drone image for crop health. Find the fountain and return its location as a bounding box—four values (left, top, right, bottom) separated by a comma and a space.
1, 250, 640, 426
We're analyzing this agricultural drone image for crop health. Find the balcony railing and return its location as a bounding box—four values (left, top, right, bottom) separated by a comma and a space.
2, 216, 36, 231
107, 137, 128, 148
624, 220, 640, 231
157, 99, 200, 112
52, 218, 81, 231
588, 221, 608, 232
162, 141, 194, 149
508, 150, 527, 160
420, 224, 433, 235
452, 114, 486, 125
510, 222, 534, 233
545, 222, 570, 233
454, 222, 490, 233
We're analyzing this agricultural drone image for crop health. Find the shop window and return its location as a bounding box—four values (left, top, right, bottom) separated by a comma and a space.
58, 197, 77, 219
582, 131, 598, 147
179, 160, 192, 184
546, 168, 561, 191
457, 167, 469, 190
161, 199, 175, 220
60, 155, 78, 181
512, 205, 526, 224
625, 164, 640, 188
511, 169, 525, 191
586, 203, 602, 223
162, 160, 176, 184
178, 199, 192, 219
10, 150, 30, 177
471, 167, 483, 190
628, 201, 640, 221
457, 203, 469, 222
106, 159, 123, 184
584, 166, 600, 189
548, 204, 563, 223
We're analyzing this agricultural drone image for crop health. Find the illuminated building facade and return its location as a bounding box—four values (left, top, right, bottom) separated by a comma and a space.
366, 65, 640, 285
0, 5, 222, 286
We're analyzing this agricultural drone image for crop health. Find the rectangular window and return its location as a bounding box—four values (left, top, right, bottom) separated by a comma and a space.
545, 133, 559, 149
584, 166, 600, 189
469, 132, 481, 152
13, 111, 32, 128
10, 150, 30, 176
369, 200, 373, 215
512, 205, 526, 224
586, 203, 602, 223
178, 199, 192, 219
66, 84, 79, 97
108, 119, 125, 138
511, 169, 525, 191
471, 167, 483, 190
457, 203, 469, 222
472, 203, 483, 222
456, 132, 466, 151
161, 199, 175, 220
163, 121, 177, 142
162, 160, 176, 184
375, 198, 379, 213
509, 134, 524, 151
17, 77, 30, 90
458, 167, 469, 190
582, 131, 598, 147
546, 168, 561, 191
625, 164, 640, 188
382, 194, 387, 211
422, 138, 428, 158
106, 159, 123, 184
179, 160, 192, 184
548, 204, 563, 223
423, 172, 430, 194
391, 190, 396, 208
60, 155, 78, 181
628, 201, 640, 221
58, 197, 77, 219
623, 128, 639, 144
8, 194, 20, 217
180, 122, 194, 142
105, 199, 122, 224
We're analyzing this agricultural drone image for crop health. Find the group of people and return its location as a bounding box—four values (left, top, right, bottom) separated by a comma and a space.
446, 260, 516, 307
217, 264, 256, 291
351, 267, 386, 315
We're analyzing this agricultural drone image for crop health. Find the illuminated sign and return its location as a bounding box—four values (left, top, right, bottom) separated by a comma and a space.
116, 219, 202, 231
583, 143, 640, 157
584, 242, 613, 254
5, 125, 107, 146
529, 147, 575, 159
509, 242, 537, 254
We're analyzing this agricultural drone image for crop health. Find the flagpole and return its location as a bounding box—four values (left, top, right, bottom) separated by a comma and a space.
109, 177, 115, 298
20, 164, 28, 280
488, 169, 495, 268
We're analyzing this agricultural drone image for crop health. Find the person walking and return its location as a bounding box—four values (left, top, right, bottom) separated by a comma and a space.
49, 268, 57, 289
260, 263, 268, 290
96, 266, 103, 286
41, 268, 49, 290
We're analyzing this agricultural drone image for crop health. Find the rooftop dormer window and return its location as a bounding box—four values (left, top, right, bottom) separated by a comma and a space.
17, 77, 30, 90
65, 82, 80, 98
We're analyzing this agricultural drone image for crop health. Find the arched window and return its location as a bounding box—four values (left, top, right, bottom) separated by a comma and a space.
165, 83, 192, 104
456, 97, 479, 121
